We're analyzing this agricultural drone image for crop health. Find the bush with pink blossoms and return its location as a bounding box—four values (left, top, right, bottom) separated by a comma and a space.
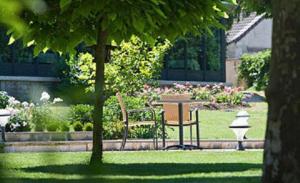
139, 83, 245, 105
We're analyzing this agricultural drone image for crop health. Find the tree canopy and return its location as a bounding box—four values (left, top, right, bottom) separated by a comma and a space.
5, 0, 233, 54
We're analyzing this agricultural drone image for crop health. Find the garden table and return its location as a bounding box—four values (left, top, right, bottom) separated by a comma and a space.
152, 100, 204, 150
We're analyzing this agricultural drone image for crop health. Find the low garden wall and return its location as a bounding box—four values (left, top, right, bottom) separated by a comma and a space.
5, 132, 93, 142
3, 139, 264, 152
2, 132, 264, 152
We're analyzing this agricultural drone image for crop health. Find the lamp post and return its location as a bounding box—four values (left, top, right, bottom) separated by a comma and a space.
229, 111, 250, 150
0, 109, 11, 142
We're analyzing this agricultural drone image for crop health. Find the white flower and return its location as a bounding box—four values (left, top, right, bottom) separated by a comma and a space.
53, 98, 63, 104
12, 100, 20, 105
40, 92, 50, 102
29, 103, 35, 108
8, 97, 15, 104
10, 109, 19, 115
22, 102, 29, 107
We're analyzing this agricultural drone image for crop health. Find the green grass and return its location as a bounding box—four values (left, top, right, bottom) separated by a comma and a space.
0, 151, 263, 182
167, 102, 267, 140
49, 102, 267, 140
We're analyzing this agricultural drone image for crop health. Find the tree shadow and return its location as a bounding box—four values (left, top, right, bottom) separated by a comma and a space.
22, 162, 261, 176
2, 176, 261, 183
0, 162, 262, 182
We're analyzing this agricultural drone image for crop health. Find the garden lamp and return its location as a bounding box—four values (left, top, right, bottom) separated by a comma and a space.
0, 109, 11, 142
229, 111, 250, 150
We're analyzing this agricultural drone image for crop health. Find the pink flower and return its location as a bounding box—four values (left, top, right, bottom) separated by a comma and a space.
143, 84, 150, 90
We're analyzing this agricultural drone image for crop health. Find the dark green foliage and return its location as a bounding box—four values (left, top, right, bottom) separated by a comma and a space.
73, 121, 83, 132
31, 106, 51, 132
9, 1, 231, 56
206, 31, 221, 71
239, 50, 271, 90
69, 104, 93, 124
46, 121, 60, 132
129, 125, 156, 139
104, 95, 150, 122
0, 91, 9, 109
237, 0, 272, 17
103, 96, 121, 122
60, 122, 70, 132
83, 122, 93, 131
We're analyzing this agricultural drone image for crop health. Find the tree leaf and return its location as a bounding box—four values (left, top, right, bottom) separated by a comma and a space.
132, 16, 145, 33
27, 40, 35, 47
8, 36, 15, 45
60, 0, 71, 10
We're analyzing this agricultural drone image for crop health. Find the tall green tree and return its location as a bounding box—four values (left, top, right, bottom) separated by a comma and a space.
2, 0, 232, 164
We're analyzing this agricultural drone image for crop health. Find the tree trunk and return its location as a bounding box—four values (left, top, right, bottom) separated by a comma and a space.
262, 0, 300, 182
90, 28, 107, 165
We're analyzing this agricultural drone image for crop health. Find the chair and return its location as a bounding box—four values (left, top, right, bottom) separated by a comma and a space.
116, 92, 158, 150
160, 94, 200, 149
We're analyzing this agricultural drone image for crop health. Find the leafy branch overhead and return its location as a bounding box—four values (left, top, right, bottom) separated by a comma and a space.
6, 0, 232, 55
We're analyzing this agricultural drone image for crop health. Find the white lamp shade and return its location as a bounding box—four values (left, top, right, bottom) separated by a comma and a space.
0, 109, 11, 126
229, 111, 250, 141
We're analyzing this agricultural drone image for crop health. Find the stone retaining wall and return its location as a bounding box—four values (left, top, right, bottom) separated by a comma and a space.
2, 132, 264, 152
3, 139, 264, 152
6, 132, 93, 142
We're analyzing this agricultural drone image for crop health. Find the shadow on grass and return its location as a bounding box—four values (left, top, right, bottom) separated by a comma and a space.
1, 162, 262, 183
22, 162, 261, 176
2, 176, 261, 183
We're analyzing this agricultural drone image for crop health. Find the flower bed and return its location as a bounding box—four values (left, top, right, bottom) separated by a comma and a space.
0, 91, 156, 138
0, 83, 249, 135
141, 83, 249, 107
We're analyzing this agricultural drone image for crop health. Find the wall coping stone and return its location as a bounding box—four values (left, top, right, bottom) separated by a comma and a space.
158, 80, 232, 86
0, 76, 60, 82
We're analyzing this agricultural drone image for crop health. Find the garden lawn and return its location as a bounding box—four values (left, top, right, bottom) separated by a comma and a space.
167, 102, 267, 140
0, 151, 262, 183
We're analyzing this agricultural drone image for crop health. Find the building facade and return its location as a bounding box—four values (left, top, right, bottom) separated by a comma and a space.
225, 13, 272, 86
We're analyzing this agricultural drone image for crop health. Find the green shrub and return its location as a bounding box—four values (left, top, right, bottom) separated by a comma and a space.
0, 91, 9, 109
103, 121, 124, 139
129, 125, 156, 139
31, 106, 51, 132
239, 50, 271, 90
66, 37, 170, 95
60, 122, 70, 132
69, 104, 93, 124
83, 122, 93, 131
73, 121, 83, 131
46, 121, 60, 132
104, 95, 150, 122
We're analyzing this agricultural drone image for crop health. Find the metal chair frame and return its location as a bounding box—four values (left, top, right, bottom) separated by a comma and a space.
116, 93, 158, 151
